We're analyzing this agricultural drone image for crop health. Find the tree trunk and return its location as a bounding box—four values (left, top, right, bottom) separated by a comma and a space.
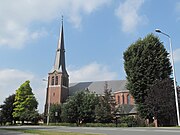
22, 120, 24, 125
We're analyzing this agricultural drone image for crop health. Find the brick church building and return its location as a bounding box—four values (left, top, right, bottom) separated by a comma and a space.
44, 21, 136, 117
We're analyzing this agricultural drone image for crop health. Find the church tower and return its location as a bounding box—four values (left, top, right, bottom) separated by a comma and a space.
44, 18, 69, 115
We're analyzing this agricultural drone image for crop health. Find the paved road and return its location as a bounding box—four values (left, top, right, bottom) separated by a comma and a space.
0, 129, 33, 135
1, 126, 180, 135
47, 126, 180, 135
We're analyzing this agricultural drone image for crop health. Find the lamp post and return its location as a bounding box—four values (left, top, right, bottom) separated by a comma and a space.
47, 90, 51, 126
155, 29, 180, 126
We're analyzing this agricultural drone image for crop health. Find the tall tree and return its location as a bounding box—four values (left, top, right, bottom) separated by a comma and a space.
95, 82, 116, 123
123, 34, 172, 119
0, 94, 15, 125
13, 80, 38, 124
0, 110, 3, 125
145, 78, 177, 126
178, 86, 180, 104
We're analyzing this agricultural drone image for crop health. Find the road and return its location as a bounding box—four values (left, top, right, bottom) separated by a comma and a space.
0, 126, 180, 135
0, 129, 33, 135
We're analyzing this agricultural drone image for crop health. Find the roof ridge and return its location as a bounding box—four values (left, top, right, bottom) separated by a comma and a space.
70, 79, 126, 84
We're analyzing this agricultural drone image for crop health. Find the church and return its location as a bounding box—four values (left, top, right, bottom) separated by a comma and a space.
44, 20, 136, 117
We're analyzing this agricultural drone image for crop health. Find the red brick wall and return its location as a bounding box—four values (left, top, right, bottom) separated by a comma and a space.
114, 91, 134, 105
46, 72, 69, 105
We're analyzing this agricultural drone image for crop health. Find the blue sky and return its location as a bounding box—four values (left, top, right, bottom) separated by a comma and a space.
0, 0, 180, 113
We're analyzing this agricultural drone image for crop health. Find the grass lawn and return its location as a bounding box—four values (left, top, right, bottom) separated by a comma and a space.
1, 129, 103, 135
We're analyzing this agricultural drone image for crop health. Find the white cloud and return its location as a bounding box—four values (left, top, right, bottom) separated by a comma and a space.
0, 0, 111, 48
68, 62, 118, 83
31, 29, 48, 40
115, 0, 146, 33
0, 69, 46, 113
175, 2, 180, 21
174, 48, 180, 62
175, 2, 180, 12
67, 0, 111, 27
0, 69, 34, 90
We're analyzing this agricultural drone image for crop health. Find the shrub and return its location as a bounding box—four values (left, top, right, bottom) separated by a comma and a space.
119, 116, 138, 127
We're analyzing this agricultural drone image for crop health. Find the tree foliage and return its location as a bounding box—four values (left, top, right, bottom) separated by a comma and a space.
123, 34, 172, 118
61, 90, 99, 124
13, 80, 38, 123
95, 82, 116, 123
0, 94, 15, 125
20, 109, 40, 124
0, 110, 3, 125
49, 103, 61, 123
178, 86, 180, 104
145, 78, 177, 126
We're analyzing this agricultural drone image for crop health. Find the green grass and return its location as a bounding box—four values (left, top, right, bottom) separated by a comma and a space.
1, 129, 103, 135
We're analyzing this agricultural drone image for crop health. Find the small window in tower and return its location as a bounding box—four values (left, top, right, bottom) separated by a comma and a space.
55, 76, 58, 85
53, 93, 55, 96
51, 76, 54, 85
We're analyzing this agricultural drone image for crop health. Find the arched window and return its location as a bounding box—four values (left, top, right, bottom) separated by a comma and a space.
55, 76, 58, 85
117, 95, 120, 104
51, 76, 54, 85
127, 94, 130, 104
122, 94, 124, 104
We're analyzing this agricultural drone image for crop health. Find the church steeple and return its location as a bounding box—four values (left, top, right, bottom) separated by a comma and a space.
44, 18, 69, 118
54, 17, 68, 75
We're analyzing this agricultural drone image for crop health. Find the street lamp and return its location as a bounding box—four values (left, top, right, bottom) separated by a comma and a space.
47, 90, 51, 126
155, 29, 180, 126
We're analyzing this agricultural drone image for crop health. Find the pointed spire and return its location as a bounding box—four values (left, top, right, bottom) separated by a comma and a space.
62, 15, 63, 26
53, 17, 68, 75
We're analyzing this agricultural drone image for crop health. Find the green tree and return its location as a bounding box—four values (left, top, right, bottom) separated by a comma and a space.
61, 90, 99, 125
80, 90, 99, 123
49, 103, 61, 123
61, 97, 78, 123
178, 86, 180, 104
13, 80, 38, 124
19, 109, 40, 124
0, 110, 3, 125
95, 82, 116, 123
0, 94, 15, 125
123, 34, 172, 119
145, 78, 177, 126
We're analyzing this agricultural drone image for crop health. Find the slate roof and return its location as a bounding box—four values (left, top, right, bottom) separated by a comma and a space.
69, 80, 128, 96
122, 105, 134, 114
129, 106, 137, 114
115, 105, 137, 115
69, 80, 137, 115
